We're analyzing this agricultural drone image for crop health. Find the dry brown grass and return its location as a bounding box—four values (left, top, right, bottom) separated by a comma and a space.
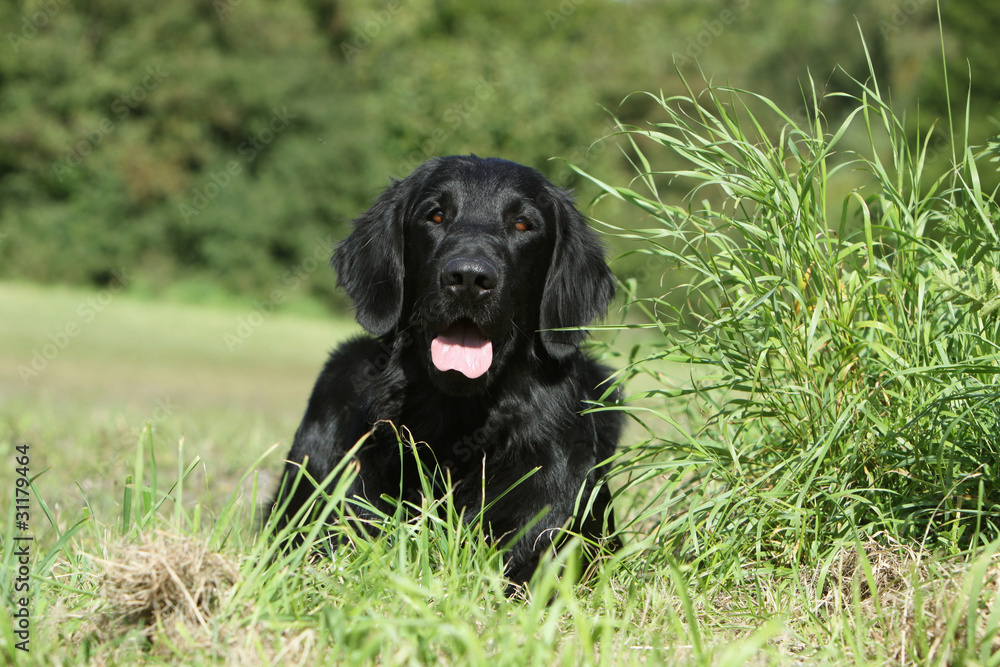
812, 533, 1000, 665
84, 531, 239, 652
62, 531, 332, 666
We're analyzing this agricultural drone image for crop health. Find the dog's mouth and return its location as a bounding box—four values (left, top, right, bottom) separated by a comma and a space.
429, 319, 493, 379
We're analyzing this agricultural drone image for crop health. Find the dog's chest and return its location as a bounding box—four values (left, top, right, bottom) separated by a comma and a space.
395, 395, 510, 472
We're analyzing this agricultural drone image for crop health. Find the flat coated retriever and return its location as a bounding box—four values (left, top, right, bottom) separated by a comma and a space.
270, 155, 622, 587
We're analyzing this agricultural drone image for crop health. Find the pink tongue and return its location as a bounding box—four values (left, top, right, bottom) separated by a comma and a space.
430, 322, 493, 379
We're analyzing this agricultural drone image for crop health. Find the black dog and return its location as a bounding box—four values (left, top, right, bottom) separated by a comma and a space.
270, 155, 622, 586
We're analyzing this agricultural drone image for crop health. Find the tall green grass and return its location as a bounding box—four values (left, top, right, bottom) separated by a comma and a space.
3, 419, 743, 666
580, 58, 1000, 579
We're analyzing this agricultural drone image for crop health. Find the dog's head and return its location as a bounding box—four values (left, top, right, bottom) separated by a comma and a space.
333, 155, 614, 395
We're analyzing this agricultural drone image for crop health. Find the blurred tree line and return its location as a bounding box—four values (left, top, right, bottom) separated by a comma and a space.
0, 0, 995, 307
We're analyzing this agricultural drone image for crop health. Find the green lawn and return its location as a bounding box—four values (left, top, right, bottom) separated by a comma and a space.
0, 281, 719, 666
1, 280, 996, 666
1, 281, 357, 525
1, 280, 354, 412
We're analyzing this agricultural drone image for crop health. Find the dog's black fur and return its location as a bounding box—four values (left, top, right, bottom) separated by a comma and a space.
270, 155, 622, 586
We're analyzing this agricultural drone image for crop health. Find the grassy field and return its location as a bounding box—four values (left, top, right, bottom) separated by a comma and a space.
4, 61, 1000, 664
0, 284, 782, 665
0, 281, 355, 523
0, 281, 712, 666
0, 279, 995, 666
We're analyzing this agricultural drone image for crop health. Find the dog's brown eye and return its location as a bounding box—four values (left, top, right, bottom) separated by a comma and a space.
514, 217, 530, 232
428, 209, 444, 224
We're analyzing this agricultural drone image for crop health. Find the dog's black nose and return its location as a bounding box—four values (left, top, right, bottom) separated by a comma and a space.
441, 258, 498, 297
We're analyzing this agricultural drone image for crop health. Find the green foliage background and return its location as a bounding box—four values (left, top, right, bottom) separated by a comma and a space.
0, 0, 996, 306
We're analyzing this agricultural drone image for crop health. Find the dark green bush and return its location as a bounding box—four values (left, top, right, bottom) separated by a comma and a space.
4, 0, 993, 306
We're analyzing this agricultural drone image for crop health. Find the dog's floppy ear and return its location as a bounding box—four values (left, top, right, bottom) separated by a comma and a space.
332, 179, 411, 336
539, 185, 615, 359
